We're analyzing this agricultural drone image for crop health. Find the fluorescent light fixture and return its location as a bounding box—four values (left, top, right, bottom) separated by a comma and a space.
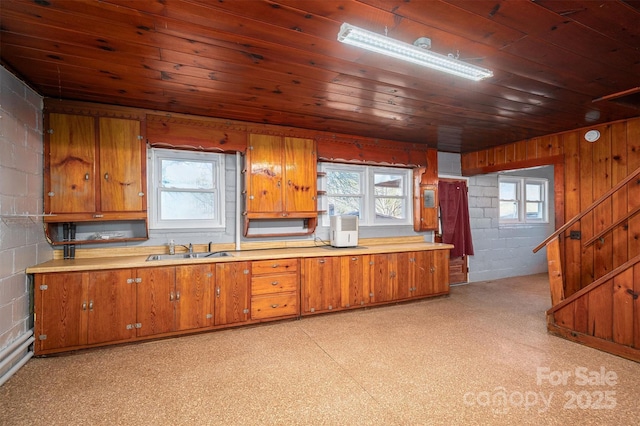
337, 23, 493, 81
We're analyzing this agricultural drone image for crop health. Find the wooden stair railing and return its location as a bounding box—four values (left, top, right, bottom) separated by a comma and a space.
534, 165, 640, 362
547, 252, 640, 316
534, 164, 640, 254
533, 164, 640, 305
583, 203, 640, 248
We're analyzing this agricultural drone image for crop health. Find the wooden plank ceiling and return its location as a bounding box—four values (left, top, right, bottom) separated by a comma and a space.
1, 0, 639, 153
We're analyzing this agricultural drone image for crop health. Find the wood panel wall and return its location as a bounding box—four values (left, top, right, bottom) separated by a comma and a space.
461, 116, 640, 297
547, 261, 640, 362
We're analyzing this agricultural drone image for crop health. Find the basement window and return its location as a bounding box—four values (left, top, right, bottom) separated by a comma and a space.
499, 176, 548, 224
319, 163, 412, 226
149, 148, 225, 229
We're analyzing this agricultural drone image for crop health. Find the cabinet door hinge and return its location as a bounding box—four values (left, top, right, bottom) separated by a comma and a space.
39, 284, 48, 290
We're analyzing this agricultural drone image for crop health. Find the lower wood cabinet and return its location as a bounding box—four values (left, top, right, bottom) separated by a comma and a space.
136, 265, 214, 337
32, 248, 449, 354
340, 255, 370, 308
34, 270, 137, 353
303, 250, 450, 316
251, 258, 299, 320
215, 262, 251, 325
301, 257, 341, 314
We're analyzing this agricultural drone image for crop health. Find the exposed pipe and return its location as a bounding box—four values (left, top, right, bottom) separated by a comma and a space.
235, 152, 242, 251
0, 330, 35, 387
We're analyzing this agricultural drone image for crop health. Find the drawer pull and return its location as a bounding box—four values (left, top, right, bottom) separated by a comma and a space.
89, 300, 94, 311
271, 281, 279, 286
170, 292, 174, 301
176, 291, 180, 301
271, 264, 280, 268
271, 304, 280, 309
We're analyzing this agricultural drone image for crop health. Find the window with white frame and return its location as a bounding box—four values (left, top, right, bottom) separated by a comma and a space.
149, 148, 225, 229
499, 176, 548, 224
319, 163, 412, 226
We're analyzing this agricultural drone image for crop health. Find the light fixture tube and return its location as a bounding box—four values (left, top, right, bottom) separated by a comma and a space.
337, 23, 493, 81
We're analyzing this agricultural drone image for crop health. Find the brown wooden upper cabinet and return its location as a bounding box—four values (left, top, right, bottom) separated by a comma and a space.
45, 113, 146, 218
43, 111, 148, 246
244, 134, 318, 235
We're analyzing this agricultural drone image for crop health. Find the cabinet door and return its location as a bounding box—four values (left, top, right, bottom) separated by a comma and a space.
284, 137, 317, 212
136, 267, 176, 337
35, 272, 87, 352
370, 253, 398, 303
87, 269, 137, 344
301, 257, 341, 313
340, 255, 370, 308
175, 264, 214, 331
99, 117, 144, 212
46, 113, 96, 213
412, 251, 434, 297
215, 262, 250, 325
431, 250, 450, 294
247, 134, 283, 213
394, 252, 413, 300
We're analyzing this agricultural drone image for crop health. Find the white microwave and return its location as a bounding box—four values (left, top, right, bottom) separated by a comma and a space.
330, 215, 359, 247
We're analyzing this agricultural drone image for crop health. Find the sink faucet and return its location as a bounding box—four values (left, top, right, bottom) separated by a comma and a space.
177, 243, 193, 253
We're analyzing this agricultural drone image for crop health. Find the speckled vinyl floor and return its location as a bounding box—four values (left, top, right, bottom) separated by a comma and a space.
1, 273, 639, 425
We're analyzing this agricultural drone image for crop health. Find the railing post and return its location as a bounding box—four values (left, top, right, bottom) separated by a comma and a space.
546, 236, 565, 306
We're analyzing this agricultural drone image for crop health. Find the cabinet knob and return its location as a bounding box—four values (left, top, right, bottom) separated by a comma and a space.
47, 192, 55, 197
85, 173, 90, 181
271, 281, 279, 286
104, 173, 109, 181
271, 304, 280, 309
138, 192, 145, 197
216, 287, 221, 297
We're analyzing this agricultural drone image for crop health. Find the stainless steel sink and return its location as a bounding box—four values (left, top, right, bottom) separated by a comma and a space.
146, 252, 233, 261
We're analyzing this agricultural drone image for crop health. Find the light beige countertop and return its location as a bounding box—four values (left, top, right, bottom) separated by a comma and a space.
26, 242, 454, 274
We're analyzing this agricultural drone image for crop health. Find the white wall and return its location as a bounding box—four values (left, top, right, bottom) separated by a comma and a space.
438, 152, 552, 282
0, 66, 50, 377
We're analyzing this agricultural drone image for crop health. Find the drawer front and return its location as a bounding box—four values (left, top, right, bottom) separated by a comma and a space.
252, 273, 298, 295
251, 292, 298, 319
252, 258, 298, 275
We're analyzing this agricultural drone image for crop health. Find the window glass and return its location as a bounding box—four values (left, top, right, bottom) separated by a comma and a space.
374, 172, 406, 220
150, 149, 225, 229
499, 176, 548, 224
320, 163, 411, 226
161, 160, 214, 189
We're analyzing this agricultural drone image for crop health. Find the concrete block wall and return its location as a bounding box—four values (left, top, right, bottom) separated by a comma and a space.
0, 66, 49, 371
438, 152, 552, 282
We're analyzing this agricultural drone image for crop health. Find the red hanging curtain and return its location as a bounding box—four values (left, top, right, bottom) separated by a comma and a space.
438, 180, 474, 258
